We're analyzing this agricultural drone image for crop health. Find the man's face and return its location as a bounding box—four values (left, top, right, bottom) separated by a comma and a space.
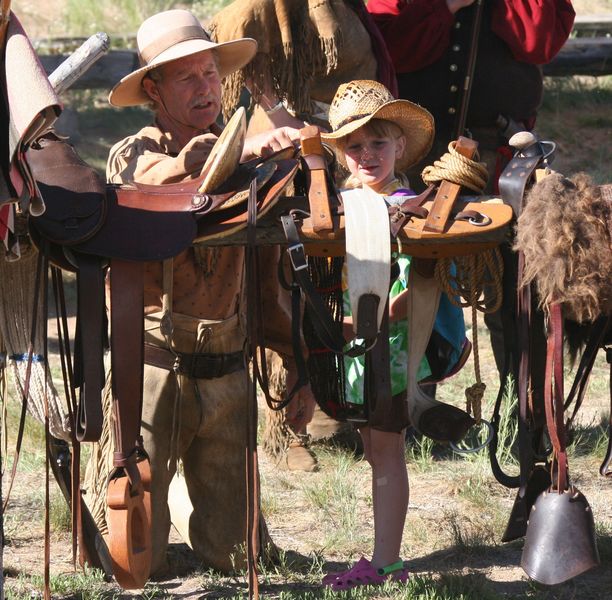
145, 51, 222, 132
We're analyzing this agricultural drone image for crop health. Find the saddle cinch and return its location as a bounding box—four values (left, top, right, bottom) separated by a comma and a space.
276, 129, 512, 444
26, 113, 300, 589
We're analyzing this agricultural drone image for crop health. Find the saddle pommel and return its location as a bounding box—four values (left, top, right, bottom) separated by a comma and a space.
299, 126, 333, 233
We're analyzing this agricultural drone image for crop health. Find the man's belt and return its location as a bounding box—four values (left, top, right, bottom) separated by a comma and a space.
144, 343, 245, 379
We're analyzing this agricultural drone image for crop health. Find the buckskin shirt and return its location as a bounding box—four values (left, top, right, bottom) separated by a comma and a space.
107, 123, 245, 319
107, 123, 295, 336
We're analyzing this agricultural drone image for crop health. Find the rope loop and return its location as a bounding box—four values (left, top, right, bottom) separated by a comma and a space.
434, 247, 503, 315
421, 141, 489, 193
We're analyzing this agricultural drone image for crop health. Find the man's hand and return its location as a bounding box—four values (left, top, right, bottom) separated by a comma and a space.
177, 133, 217, 173
446, 0, 476, 14
241, 126, 301, 161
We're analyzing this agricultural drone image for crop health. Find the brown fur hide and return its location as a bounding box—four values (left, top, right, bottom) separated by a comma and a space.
515, 173, 612, 324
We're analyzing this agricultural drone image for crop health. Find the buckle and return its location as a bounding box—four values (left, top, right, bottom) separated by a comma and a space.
287, 243, 308, 272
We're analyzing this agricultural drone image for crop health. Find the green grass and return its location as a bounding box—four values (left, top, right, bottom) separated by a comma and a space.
300, 449, 367, 552
6, 566, 110, 600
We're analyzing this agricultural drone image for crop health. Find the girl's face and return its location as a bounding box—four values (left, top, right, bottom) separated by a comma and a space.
343, 128, 406, 192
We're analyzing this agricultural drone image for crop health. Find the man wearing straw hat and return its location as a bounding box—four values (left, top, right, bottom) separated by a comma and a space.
85, 8, 305, 577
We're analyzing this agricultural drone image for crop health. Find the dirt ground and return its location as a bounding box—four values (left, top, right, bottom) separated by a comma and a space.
3, 421, 612, 599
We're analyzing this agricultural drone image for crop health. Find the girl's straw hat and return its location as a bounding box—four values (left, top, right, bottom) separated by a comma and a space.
109, 9, 257, 107
321, 80, 434, 170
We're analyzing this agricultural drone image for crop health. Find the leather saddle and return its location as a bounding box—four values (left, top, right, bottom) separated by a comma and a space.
25, 130, 297, 589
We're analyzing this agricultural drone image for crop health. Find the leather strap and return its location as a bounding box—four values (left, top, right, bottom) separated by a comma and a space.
280, 214, 346, 354
601, 344, 612, 477
517, 251, 534, 492
388, 185, 435, 237
300, 126, 333, 233
498, 141, 554, 218
545, 303, 568, 492
144, 343, 245, 379
110, 259, 145, 467
106, 258, 151, 588
365, 308, 396, 430
244, 178, 260, 600
74, 254, 106, 442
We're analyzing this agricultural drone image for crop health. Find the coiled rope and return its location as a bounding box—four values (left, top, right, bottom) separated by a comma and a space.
420, 142, 504, 423
0, 246, 71, 441
421, 140, 489, 193
435, 248, 504, 423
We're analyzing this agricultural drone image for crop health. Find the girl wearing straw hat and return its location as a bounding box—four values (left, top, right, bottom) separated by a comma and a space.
320, 80, 467, 590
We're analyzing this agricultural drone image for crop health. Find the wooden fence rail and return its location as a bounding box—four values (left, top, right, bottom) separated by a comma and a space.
35, 16, 612, 90
37, 37, 612, 92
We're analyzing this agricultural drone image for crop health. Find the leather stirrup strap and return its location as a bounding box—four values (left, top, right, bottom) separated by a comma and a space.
280, 214, 345, 353
405, 266, 441, 427
253, 254, 308, 412
280, 214, 368, 358
245, 177, 260, 599
516, 252, 535, 493
74, 253, 106, 441
50, 266, 83, 568
160, 258, 174, 342
545, 303, 568, 492
107, 258, 151, 589
41, 258, 51, 600
110, 258, 145, 464
601, 343, 612, 477
365, 307, 394, 429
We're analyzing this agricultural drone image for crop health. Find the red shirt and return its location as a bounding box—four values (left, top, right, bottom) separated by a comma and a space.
366, 0, 575, 72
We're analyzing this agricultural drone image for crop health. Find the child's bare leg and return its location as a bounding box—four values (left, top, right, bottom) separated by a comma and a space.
360, 426, 408, 569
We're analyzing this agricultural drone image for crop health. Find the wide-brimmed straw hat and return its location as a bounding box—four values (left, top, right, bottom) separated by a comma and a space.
321, 80, 434, 170
109, 9, 257, 107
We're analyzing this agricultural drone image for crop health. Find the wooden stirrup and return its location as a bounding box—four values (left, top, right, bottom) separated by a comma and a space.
106, 457, 152, 589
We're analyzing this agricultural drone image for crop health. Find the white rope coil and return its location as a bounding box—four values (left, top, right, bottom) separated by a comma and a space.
0, 247, 71, 441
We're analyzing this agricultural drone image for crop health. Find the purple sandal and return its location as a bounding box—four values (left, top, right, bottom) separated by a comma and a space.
322, 557, 409, 590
